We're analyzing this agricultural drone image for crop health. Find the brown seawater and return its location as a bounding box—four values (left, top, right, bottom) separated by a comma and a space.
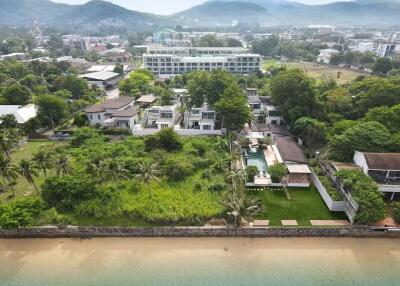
0, 238, 399, 286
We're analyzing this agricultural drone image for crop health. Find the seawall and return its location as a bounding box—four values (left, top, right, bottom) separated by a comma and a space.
1, 226, 400, 239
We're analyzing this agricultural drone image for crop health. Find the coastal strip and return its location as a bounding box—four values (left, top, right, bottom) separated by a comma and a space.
1, 226, 400, 239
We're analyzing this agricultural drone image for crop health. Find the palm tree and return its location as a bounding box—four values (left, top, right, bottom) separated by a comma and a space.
55, 154, 71, 176
86, 158, 108, 184
221, 189, 262, 227
106, 159, 129, 182
135, 161, 160, 198
18, 159, 40, 195
32, 151, 53, 177
226, 169, 246, 193
0, 129, 20, 158
0, 155, 19, 197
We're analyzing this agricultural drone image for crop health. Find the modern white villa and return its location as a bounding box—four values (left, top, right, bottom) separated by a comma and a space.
354, 151, 400, 200
84, 97, 138, 129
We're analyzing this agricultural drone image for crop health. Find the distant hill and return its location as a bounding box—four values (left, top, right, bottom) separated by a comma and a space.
0, 0, 163, 31
173, 1, 268, 24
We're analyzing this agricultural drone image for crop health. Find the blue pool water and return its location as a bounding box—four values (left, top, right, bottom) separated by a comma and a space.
245, 149, 268, 172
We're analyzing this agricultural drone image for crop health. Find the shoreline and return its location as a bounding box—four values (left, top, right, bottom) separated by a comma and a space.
1, 225, 400, 239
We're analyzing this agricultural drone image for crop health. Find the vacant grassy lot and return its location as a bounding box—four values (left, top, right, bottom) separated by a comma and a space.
0, 140, 62, 202
264, 59, 369, 84
249, 187, 347, 226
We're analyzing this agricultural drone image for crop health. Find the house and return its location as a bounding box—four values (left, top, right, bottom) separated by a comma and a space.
84, 97, 137, 129
273, 136, 311, 187
246, 88, 258, 97
266, 105, 283, 125
172, 88, 188, 99
135, 94, 158, 107
184, 103, 217, 132
142, 104, 180, 130
0, 53, 28, 61
354, 151, 400, 200
0, 104, 37, 124
317, 49, 340, 64
79, 71, 122, 89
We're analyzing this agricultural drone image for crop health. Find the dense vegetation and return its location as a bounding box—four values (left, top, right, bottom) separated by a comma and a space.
0, 128, 231, 229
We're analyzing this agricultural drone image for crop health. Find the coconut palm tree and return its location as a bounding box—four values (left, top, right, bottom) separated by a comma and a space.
0, 129, 20, 158
221, 189, 262, 227
55, 154, 71, 176
106, 159, 129, 182
18, 159, 40, 195
0, 155, 19, 197
86, 158, 108, 184
32, 151, 53, 177
135, 161, 160, 199
226, 169, 246, 193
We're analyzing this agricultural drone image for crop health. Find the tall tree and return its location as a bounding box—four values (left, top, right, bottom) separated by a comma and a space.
135, 161, 160, 199
18, 159, 39, 195
32, 151, 53, 177
0, 155, 19, 197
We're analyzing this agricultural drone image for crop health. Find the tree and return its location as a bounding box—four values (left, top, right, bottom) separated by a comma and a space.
1, 83, 32, 105
32, 151, 53, 177
18, 159, 40, 195
363, 104, 400, 133
225, 38, 242, 47
392, 202, 400, 223
42, 174, 98, 211
267, 163, 288, 183
36, 94, 68, 128
329, 121, 392, 161
105, 158, 129, 182
119, 69, 153, 96
221, 188, 262, 227
293, 117, 327, 146
144, 128, 182, 152
0, 155, 19, 197
187, 71, 209, 107
245, 166, 259, 183
373, 57, 393, 75
214, 86, 251, 131
198, 35, 224, 47
135, 161, 161, 198
0, 129, 20, 158
0, 197, 43, 230
56, 75, 88, 99
55, 154, 71, 177
0, 114, 18, 129
252, 36, 280, 56
269, 68, 317, 125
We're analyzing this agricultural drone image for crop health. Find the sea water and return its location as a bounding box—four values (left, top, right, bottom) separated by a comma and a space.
0, 237, 399, 286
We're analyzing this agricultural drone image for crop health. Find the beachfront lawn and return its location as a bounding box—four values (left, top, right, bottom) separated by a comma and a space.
249, 187, 347, 226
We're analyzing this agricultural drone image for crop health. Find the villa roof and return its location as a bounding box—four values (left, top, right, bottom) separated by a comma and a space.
85, 97, 134, 113
363, 152, 400, 170
287, 164, 311, 174
136, 94, 157, 103
113, 106, 139, 117
79, 71, 119, 81
275, 136, 307, 164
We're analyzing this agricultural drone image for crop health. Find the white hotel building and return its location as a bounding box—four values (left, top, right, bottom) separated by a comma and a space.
143, 47, 261, 78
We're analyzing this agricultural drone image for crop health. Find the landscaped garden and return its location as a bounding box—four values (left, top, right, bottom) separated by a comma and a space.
249, 187, 348, 226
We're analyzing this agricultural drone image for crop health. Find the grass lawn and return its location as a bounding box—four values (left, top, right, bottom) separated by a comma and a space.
262, 58, 279, 70
0, 140, 64, 203
249, 187, 347, 226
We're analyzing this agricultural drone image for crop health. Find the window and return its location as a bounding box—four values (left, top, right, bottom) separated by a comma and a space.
160, 124, 169, 129
97, 114, 101, 120
203, 125, 211, 130
202, 112, 214, 120
90, 115, 93, 120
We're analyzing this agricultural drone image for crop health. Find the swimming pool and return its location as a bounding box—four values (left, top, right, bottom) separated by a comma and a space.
244, 149, 268, 172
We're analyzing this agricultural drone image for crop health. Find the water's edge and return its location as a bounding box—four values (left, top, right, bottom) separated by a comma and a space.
1, 226, 400, 239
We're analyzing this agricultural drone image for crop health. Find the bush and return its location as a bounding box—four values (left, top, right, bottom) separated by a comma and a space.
163, 158, 194, 181
42, 174, 99, 211
208, 181, 226, 192
0, 197, 44, 229
246, 166, 259, 182
267, 163, 288, 183
392, 202, 400, 223
70, 127, 102, 147
37, 208, 71, 225
157, 128, 182, 152
76, 200, 111, 218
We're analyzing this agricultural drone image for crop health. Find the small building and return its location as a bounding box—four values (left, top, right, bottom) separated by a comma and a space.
84, 97, 136, 129
246, 88, 258, 97
354, 151, 400, 200
317, 49, 340, 64
172, 88, 188, 99
142, 104, 180, 130
273, 136, 311, 187
135, 94, 158, 107
0, 104, 37, 124
0, 53, 28, 61
79, 71, 122, 89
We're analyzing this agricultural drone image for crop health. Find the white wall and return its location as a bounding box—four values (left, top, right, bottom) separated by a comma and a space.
311, 170, 346, 212
353, 151, 369, 174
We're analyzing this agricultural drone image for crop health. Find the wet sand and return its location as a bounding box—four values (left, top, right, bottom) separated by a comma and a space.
0, 238, 400, 285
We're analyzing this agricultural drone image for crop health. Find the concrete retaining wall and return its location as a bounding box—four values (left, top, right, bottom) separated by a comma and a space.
311, 171, 346, 212
1, 226, 400, 239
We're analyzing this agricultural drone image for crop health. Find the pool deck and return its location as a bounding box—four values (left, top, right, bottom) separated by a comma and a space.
263, 146, 278, 166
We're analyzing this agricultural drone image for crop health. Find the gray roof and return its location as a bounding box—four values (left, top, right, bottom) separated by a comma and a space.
363, 152, 400, 170
113, 106, 139, 117
79, 71, 119, 81
275, 136, 307, 164
85, 97, 134, 113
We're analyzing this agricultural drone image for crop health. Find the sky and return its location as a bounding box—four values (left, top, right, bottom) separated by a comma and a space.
53, 0, 349, 15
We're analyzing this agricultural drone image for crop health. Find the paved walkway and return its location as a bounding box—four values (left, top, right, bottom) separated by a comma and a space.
281, 220, 298, 226
310, 220, 350, 226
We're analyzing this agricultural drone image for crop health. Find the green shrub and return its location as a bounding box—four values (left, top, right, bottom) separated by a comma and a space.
246, 166, 259, 182
0, 197, 44, 229
37, 208, 72, 225
76, 200, 111, 218
208, 182, 226, 192
163, 158, 194, 181
392, 202, 400, 223
267, 163, 288, 183
42, 175, 98, 211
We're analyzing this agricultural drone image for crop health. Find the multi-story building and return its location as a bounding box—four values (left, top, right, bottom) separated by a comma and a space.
141, 104, 181, 130
376, 43, 399, 57
184, 103, 217, 132
143, 47, 261, 78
